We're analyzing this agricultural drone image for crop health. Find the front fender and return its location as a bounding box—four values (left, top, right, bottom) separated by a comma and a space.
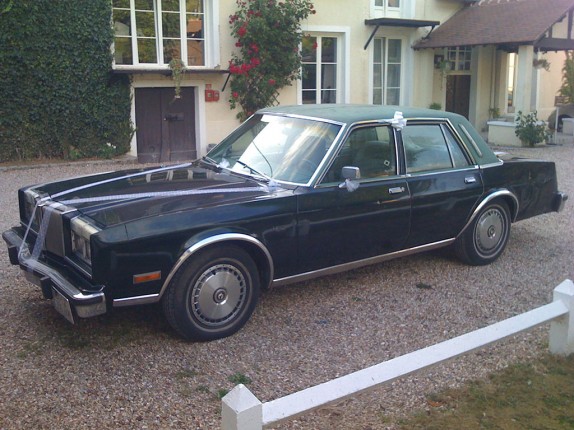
160, 230, 275, 298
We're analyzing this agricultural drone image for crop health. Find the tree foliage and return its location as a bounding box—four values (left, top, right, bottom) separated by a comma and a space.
0, 0, 134, 162
559, 51, 574, 104
228, 0, 315, 121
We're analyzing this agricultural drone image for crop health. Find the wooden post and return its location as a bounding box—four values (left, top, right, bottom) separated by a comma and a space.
221, 384, 263, 430
549, 279, 574, 356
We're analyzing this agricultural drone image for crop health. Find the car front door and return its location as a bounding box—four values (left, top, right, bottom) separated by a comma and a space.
296, 124, 411, 273
401, 121, 483, 247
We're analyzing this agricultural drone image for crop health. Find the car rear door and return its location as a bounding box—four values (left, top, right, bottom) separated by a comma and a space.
296, 124, 411, 273
401, 121, 483, 247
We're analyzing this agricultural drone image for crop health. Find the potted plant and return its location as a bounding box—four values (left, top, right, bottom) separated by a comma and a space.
168, 58, 186, 99
532, 58, 550, 72
488, 107, 501, 119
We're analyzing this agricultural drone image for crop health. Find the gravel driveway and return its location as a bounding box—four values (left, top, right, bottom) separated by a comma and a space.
0, 144, 572, 430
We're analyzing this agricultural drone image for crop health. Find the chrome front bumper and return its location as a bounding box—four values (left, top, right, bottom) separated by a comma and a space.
554, 191, 568, 213
2, 228, 106, 323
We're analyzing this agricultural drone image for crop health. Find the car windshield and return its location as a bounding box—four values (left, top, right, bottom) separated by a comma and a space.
207, 114, 341, 184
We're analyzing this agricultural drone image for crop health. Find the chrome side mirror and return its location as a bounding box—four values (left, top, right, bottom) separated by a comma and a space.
340, 166, 361, 192
342, 166, 361, 180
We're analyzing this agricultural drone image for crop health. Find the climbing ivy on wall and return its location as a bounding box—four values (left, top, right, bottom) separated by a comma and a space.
0, 0, 134, 162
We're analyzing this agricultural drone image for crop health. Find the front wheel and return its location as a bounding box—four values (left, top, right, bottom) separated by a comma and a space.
162, 245, 260, 341
455, 200, 511, 266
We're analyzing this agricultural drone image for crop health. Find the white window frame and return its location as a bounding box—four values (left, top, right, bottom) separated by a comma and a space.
298, 26, 350, 105
113, 0, 219, 71
373, 0, 402, 18
371, 36, 405, 106
445, 47, 472, 72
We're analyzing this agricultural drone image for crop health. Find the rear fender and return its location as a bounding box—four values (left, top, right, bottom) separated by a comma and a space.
457, 189, 519, 239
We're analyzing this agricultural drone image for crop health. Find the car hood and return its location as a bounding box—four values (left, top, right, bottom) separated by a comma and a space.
36, 163, 275, 227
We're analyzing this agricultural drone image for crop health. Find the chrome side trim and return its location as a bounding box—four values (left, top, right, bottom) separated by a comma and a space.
258, 111, 346, 127
457, 189, 520, 238
459, 124, 483, 157
405, 165, 480, 179
113, 294, 160, 307
272, 238, 455, 288
480, 161, 504, 168
158, 233, 274, 299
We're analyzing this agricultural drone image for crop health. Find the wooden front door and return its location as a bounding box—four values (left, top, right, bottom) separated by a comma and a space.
446, 75, 471, 119
135, 87, 197, 163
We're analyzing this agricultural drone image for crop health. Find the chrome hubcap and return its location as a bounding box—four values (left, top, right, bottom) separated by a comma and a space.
475, 208, 505, 255
213, 288, 228, 304
190, 264, 246, 326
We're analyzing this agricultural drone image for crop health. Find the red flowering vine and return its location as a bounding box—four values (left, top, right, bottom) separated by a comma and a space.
228, 0, 315, 121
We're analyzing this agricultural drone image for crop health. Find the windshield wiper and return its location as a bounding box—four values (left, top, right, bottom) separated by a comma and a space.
234, 160, 271, 182
199, 156, 222, 171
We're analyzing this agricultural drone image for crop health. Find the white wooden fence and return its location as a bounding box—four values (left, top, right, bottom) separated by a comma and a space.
222, 279, 574, 430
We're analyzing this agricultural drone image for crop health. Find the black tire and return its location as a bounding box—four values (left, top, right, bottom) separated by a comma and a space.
162, 245, 260, 341
455, 200, 511, 266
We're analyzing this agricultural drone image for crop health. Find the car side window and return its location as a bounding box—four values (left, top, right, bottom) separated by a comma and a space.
402, 124, 469, 174
322, 125, 396, 183
443, 125, 471, 168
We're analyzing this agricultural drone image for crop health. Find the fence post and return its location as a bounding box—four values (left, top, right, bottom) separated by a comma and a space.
549, 279, 574, 356
221, 384, 263, 430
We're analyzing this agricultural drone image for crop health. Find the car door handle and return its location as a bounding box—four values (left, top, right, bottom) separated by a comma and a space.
465, 176, 477, 184
388, 186, 405, 194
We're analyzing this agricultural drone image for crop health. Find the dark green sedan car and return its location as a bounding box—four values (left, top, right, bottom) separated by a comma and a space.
3, 105, 567, 340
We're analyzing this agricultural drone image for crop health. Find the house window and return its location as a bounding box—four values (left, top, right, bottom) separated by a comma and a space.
113, 0, 206, 67
374, 0, 401, 17
373, 38, 402, 105
375, 0, 400, 9
446, 47, 472, 71
301, 35, 339, 104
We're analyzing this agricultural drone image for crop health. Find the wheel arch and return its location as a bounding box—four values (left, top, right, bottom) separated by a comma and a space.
159, 232, 274, 300
458, 189, 519, 239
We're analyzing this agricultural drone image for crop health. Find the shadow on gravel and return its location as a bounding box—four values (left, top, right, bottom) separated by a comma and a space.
19, 303, 175, 354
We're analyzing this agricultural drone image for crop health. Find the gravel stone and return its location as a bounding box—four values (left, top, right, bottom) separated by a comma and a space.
0, 144, 572, 429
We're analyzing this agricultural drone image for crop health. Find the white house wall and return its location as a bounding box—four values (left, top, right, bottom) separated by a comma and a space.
538, 51, 567, 122
469, 46, 497, 132
125, 0, 569, 158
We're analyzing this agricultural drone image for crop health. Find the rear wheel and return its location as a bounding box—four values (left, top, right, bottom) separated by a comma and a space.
455, 200, 511, 266
163, 245, 260, 341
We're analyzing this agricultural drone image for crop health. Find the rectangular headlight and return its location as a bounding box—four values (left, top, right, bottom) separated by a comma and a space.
21, 189, 43, 230
70, 217, 99, 266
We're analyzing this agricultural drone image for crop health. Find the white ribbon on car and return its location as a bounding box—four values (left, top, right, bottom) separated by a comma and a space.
391, 111, 407, 130
339, 178, 359, 192
18, 163, 281, 266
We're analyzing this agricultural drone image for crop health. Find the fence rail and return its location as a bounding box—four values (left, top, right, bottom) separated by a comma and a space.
222, 279, 574, 430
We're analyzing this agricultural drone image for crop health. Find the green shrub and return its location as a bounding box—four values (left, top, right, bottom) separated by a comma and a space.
0, 0, 134, 162
514, 111, 548, 147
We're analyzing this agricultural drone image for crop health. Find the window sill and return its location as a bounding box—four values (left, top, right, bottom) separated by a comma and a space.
112, 66, 228, 75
